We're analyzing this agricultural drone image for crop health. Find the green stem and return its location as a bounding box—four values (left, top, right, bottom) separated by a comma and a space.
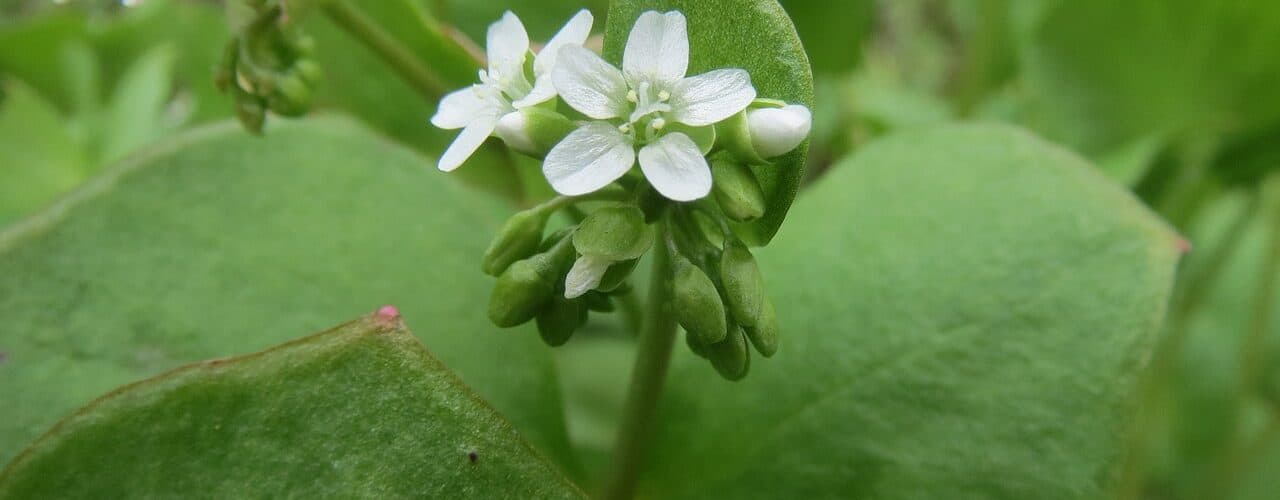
601, 222, 678, 500
1243, 185, 1280, 391
320, 1, 449, 100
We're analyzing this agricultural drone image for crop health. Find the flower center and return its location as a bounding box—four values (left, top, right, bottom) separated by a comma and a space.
618, 79, 673, 144
476, 66, 532, 112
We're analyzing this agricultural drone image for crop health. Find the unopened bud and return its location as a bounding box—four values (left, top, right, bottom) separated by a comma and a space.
747, 104, 811, 158
598, 258, 639, 292
720, 240, 764, 328
711, 159, 766, 222
233, 90, 266, 134
482, 209, 549, 276
495, 108, 576, 159
673, 259, 727, 345
488, 253, 559, 328
583, 291, 615, 312
536, 295, 585, 346
743, 297, 778, 357
294, 59, 322, 86
686, 331, 710, 359
267, 73, 312, 117
708, 327, 750, 381
573, 206, 653, 261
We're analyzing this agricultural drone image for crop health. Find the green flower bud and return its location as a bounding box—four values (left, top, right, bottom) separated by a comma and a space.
583, 291, 615, 312
573, 206, 653, 262
232, 90, 266, 135
494, 108, 576, 159
488, 253, 559, 328
536, 295, 585, 347
711, 158, 766, 222
720, 240, 764, 328
267, 73, 311, 117
708, 326, 750, 381
743, 297, 778, 357
597, 258, 640, 292
715, 110, 767, 165
482, 209, 549, 276
686, 331, 710, 359
673, 259, 727, 345
214, 40, 239, 93
294, 59, 323, 86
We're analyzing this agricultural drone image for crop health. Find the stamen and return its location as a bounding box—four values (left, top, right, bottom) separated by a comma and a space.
651, 118, 666, 130
658, 90, 671, 101
619, 123, 633, 134
626, 90, 639, 103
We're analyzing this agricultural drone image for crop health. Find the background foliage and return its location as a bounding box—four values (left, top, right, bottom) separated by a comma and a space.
1, 1, 1277, 499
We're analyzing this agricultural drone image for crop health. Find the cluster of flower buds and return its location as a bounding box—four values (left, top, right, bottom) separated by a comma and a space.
216, 0, 321, 133
437, 9, 809, 380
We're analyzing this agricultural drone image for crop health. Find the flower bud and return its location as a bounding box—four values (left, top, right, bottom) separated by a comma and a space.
488, 253, 559, 328
747, 104, 811, 158
482, 209, 549, 276
720, 240, 764, 328
597, 258, 639, 292
536, 295, 585, 346
673, 259, 727, 345
495, 108, 576, 159
686, 331, 710, 359
267, 73, 311, 117
711, 159, 766, 222
708, 327, 750, 381
232, 90, 266, 134
743, 297, 778, 357
574, 206, 653, 261
583, 291, 615, 312
294, 59, 323, 86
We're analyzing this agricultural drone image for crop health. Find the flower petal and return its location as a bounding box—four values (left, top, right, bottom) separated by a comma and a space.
438, 117, 497, 172
512, 78, 556, 109
748, 104, 812, 158
623, 11, 689, 84
669, 69, 757, 126
638, 132, 712, 201
535, 9, 594, 78
487, 11, 529, 74
552, 45, 629, 120
431, 86, 489, 129
543, 122, 635, 195
564, 254, 611, 299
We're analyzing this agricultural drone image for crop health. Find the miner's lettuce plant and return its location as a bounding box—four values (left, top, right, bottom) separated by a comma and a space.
8, 0, 1280, 499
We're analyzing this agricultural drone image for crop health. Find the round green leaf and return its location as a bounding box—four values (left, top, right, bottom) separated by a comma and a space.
604, 0, 814, 246
0, 117, 575, 475
0, 313, 584, 499
637, 124, 1183, 498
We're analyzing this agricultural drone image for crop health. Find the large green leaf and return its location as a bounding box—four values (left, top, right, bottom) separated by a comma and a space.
604, 0, 814, 246
637, 124, 1182, 498
1018, 0, 1280, 156
0, 116, 575, 474
0, 312, 584, 499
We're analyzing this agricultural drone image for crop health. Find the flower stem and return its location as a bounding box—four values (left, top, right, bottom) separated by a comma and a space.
320, 1, 450, 100
601, 222, 678, 500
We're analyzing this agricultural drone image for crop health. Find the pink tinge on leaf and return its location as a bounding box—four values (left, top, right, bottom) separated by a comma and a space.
376, 305, 401, 320
1176, 237, 1193, 255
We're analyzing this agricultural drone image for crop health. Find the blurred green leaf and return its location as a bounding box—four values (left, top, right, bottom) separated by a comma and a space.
97, 45, 176, 164
435, 0, 608, 43
0, 78, 86, 226
0, 116, 575, 474
0, 314, 585, 499
1018, 0, 1280, 158
779, 0, 874, 74
637, 124, 1182, 499
604, 0, 814, 246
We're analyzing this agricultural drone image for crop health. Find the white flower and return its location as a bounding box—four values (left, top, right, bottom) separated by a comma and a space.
544, 11, 757, 202
747, 104, 812, 158
430, 10, 594, 172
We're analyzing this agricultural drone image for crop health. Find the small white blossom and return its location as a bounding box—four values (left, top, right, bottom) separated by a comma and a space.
544, 11, 757, 202
747, 104, 812, 158
430, 10, 594, 172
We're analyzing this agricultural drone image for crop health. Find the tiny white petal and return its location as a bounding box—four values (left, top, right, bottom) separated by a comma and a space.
512, 78, 556, 109
535, 10, 594, 78
553, 45, 629, 120
494, 111, 535, 153
438, 117, 497, 172
487, 11, 530, 74
431, 86, 489, 129
638, 132, 711, 201
565, 254, 612, 298
543, 122, 636, 196
623, 11, 689, 84
669, 69, 757, 126
748, 104, 812, 158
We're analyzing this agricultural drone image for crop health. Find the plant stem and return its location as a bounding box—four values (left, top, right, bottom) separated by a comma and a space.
601, 222, 678, 500
1242, 184, 1280, 391
320, 1, 449, 100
